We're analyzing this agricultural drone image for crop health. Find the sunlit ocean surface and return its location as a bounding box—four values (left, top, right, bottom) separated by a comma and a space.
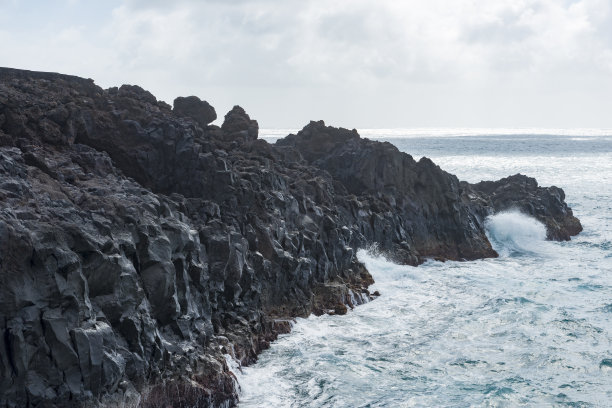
238, 130, 612, 407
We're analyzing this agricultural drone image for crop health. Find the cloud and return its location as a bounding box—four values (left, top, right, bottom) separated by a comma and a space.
109, 0, 609, 86
0, 0, 611, 127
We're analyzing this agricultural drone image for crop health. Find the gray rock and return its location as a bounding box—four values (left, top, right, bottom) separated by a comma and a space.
221, 105, 258, 144
173, 95, 217, 128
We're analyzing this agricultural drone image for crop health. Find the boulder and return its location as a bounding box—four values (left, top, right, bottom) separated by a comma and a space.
173, 95, 217, 127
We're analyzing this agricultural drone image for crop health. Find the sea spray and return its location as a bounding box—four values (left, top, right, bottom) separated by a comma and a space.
239, 133, 612, 407
485, 211, 548, 256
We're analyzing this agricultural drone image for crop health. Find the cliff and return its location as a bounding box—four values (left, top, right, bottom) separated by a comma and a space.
0, 68, 582, 407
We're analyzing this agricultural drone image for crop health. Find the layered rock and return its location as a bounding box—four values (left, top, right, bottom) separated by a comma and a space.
0, 68, 581, 408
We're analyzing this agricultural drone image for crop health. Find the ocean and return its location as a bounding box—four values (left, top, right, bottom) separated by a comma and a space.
236, 129, 612, 407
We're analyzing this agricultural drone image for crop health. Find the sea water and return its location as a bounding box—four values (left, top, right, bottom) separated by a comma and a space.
237, 130, 612, 407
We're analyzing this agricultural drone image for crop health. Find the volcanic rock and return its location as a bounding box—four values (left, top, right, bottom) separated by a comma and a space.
0, 68, 582, 408
173, 95, 217, 128
470, 174, 583, 240
221, 105, 258, 144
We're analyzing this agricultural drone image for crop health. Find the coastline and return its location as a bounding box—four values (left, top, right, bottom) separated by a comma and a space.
0, 67, 581, 407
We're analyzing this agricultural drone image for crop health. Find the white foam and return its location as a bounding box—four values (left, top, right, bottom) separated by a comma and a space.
485, 211, 547, 256
238, 132, 612, 407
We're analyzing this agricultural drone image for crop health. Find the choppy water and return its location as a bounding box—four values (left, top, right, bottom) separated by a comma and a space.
238, 131, 612, 407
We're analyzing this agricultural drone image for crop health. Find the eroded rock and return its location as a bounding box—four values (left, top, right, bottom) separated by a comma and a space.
0, 68, 581, 408
173, 95, 217, 128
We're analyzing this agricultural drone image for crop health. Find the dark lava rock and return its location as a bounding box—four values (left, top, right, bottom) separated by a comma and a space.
470, 174, 583, 240
221, 105, 258, 144
0, 68, 582, 408
277, 120, 582, 262
173, 95, 217, 128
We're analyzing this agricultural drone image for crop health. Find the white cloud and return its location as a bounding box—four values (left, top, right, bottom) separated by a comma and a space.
0, 0, 611, 127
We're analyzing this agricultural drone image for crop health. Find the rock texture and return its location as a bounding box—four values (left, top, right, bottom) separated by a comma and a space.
173, 95, 217, 128
0, 68, 582, 408
220, 105, 258, 144
470, 174, 583, 240
276, 121, 582, 263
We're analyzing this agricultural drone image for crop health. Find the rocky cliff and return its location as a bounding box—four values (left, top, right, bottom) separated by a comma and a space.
0, 68, 582, 407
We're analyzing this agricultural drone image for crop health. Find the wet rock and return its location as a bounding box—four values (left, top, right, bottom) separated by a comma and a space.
334, 303, 348, 315
470, 174, 583, 240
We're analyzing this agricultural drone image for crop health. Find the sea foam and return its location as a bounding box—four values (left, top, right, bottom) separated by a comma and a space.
485, 211, 547, 256
239, 133, 612, 407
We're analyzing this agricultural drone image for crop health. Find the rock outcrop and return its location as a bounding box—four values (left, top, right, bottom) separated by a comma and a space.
276, 121, 582, 263
470, 174, 582, 240
173, 95, 217, 128
220, 105, 258, 144
0, 68, 582, 408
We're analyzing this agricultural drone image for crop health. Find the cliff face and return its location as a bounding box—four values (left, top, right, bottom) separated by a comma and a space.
277, 121, 581, 262
0, 68, 582, 407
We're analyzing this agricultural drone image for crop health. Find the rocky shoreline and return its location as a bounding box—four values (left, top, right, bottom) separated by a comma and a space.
0, 68, 581, 407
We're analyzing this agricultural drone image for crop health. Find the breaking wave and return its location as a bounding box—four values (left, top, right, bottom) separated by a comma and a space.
239, 133, 612, 407
485, 211, 548, 257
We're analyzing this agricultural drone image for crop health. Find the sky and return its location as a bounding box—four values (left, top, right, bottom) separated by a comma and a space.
1, 0, 612, 129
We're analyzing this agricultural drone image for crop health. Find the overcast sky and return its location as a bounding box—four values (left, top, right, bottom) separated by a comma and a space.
1, 0, 612, 128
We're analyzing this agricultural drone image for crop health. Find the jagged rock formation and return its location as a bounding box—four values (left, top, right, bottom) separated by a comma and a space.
0, 68, 582, 407
470, 174, 583, 240
220, 105, 258, 144
276, 121, 581, 262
